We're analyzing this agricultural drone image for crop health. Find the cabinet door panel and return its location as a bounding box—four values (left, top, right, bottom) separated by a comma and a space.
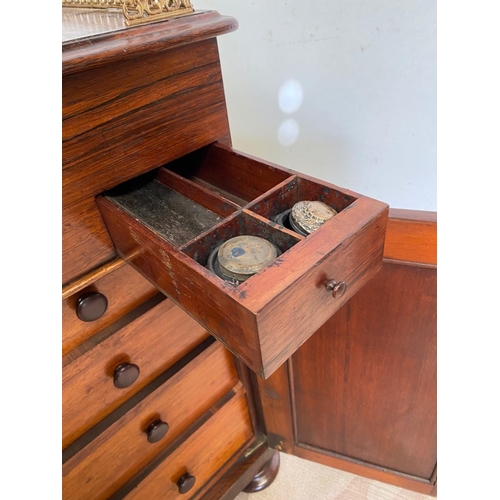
293, 262, 437, 480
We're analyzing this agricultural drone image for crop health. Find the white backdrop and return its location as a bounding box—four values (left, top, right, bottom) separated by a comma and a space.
194, 0, 436, 211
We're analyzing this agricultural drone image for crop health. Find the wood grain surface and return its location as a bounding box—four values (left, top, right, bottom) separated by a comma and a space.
63, 262, 158, 355
96, 143, 388, 378
62, 38, 231, 282
63, 342, 239, 500
123, 389, 253, 499
63, 299, 210, 448
63, 10, 238, 76
257, 210, 437, 495
62, 196, 116, 285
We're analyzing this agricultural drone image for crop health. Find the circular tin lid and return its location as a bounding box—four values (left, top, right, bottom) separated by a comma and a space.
290, 201, 337, 234
217, 235, 279, 281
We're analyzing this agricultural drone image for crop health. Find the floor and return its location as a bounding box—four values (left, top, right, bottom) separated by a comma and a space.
236, 453, 434, 500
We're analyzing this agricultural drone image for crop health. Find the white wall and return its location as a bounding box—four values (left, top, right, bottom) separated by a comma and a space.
194, 0, 436, 211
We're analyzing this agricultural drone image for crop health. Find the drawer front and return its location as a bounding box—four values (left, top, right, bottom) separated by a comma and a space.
62, 197, 116, 285
62, 342, 239, 500
63, 299, 210, 448
62, 260, 158, 355
97, 142, 389, 378
124, 390, 253, 499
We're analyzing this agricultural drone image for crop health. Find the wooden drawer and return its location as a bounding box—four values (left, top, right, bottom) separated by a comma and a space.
62, 342, 239, 500
62, 259, 158, 355
63, 298, 210, 448
124, 390, 253, 499
97, 142, 389, 378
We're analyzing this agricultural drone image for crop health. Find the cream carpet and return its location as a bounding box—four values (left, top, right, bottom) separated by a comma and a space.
236, 453, 434, 500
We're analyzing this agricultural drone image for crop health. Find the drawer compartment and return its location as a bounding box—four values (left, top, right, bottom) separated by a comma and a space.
62, 342, 240, 500
63, 299, 210, 448
124, 390, 253, 499
97, 142, 389, 378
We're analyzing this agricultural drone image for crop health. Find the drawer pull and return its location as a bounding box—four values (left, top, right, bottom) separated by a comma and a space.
76, 292, 108, 322
146, 419, 169, 443
113, 363, 140, 389
326, 280, 347, 299
176, 473, 196, 494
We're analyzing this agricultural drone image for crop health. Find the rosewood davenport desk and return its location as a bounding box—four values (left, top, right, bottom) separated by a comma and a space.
62, 8, 437, 499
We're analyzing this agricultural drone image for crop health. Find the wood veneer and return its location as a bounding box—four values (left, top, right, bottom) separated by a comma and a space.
63, 298, 210, 448
123, 390, 253, 499
63, 29, 233, 282
63, 342, 239, 500
257, 211, 437, 495
62, 261, 158, 355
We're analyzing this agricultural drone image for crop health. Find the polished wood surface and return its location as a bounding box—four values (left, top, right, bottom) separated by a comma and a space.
294, 263, 437, 479
63, 10, 238, 76
97, 142, 388, 378
242, 451, 280, 493
384, 209, 437, 266
62, 196, 116, 284
257, 211, 437, 495
123, 390, 253, 499
200, 446, 277, 500
63, 342, 239, 500
63, 299, 210, 448
63, 262, 158, 355
63, 36, 231, 282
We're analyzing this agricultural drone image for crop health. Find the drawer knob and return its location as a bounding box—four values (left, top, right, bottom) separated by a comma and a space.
177, 473, 196, 494
326, 280, 347, 299
113, 363, 140, 389
76, 292, 108, 322
146, 419, 169, 443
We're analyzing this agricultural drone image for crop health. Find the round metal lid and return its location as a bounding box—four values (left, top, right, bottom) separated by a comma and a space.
290, 201, 337, 234
217, 235, 279, 281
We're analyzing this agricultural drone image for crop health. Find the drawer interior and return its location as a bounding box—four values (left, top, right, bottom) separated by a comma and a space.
97, 142, 388, 378
165, 146, 291, 205
101, 145, 355, 286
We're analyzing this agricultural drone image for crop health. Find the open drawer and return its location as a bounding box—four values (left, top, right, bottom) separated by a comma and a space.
96, 143, 388, 378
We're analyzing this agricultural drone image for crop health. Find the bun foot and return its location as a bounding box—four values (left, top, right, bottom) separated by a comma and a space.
243, 451, 280, 493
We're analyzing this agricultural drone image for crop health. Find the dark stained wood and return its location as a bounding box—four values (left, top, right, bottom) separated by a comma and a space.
62, 261, 158, 355
62, 196, 116, 285
113, 363, 141, 389
106, 177, 225, 248
293, 263, 437, 479
123, 390, 253, 499
62, 10, 238, 76
242, 450, 280, 493
63, 342, 239, 500
63, 299, 210, 448
75, 291, 108, 321
62, 37, 232, 281
200, 446, 276, 500
156, 167, 240, 217
256, 363, 295, 453
96, 142, 388, 378
166, 143, 292, 205
63, 294, 165, 368
259, 211, 436, 495
384, 208, 437, 265
63, 40, 228, 205
257, 210, 437, 495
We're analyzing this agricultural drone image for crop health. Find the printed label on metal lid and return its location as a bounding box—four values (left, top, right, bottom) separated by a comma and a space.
217, 235, 279, 280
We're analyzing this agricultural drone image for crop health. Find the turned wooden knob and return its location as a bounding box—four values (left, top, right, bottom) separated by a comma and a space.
146, 420, 169, 443
177, 473, 196, 494
113, 363, 140, 389
76, 292, 108, 322
326, 280, 347, 299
